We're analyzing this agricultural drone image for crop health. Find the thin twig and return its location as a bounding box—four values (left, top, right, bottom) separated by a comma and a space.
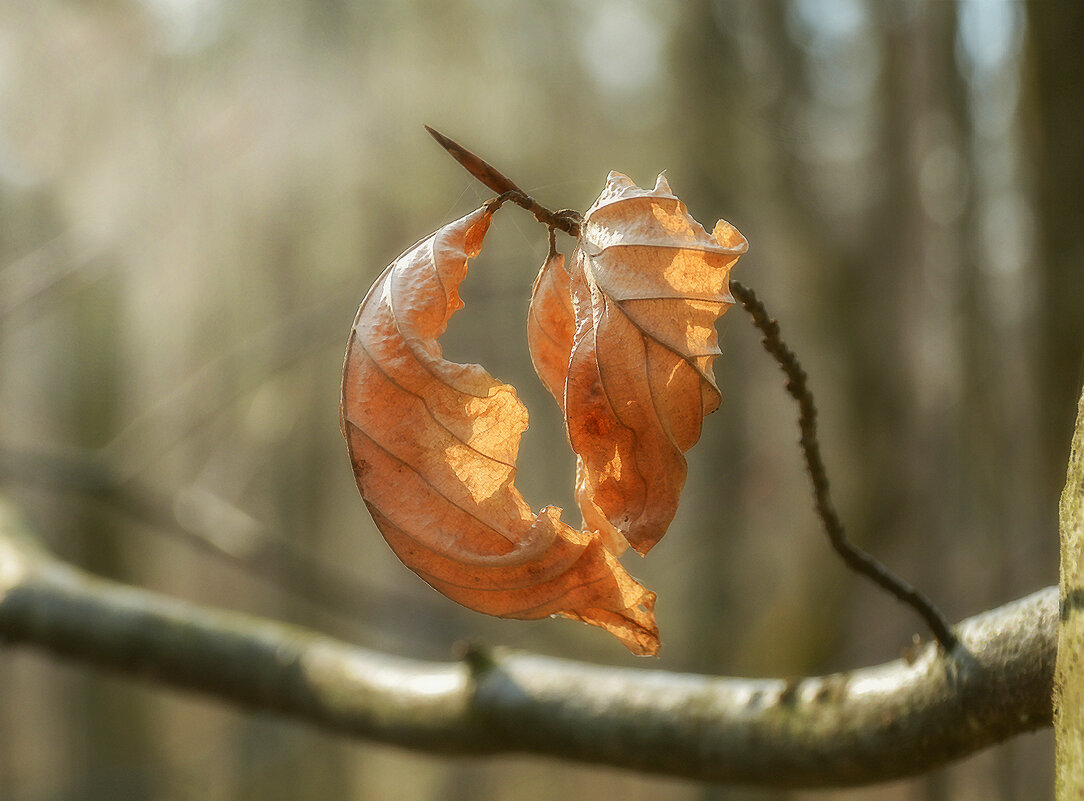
729, 280, 960, 652
425, 126, 582, 237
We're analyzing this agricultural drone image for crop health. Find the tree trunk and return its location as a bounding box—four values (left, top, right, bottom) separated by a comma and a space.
1056, 385, 1084, 797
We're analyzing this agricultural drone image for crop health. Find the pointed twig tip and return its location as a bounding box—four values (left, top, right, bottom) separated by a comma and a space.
423, 124, 447, 146
423, 126, 521, 199
421, 126, 580, 237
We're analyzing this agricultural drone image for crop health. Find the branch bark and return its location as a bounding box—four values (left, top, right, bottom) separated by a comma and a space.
0, 499, 1056, 788
1056, 385, 1084, 796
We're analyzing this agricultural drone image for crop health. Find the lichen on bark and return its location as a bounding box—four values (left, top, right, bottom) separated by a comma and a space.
1056, 385, 1084, 798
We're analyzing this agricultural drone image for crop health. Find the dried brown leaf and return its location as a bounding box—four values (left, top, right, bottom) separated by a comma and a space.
529, 172, 748, 555
527, 250, 575, 408
341, 206, 658, 655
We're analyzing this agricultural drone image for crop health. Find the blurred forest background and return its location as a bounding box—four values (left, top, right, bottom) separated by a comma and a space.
1, 0, 1081, 799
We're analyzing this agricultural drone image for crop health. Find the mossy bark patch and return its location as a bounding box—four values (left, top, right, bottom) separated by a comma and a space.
1056, 386, 1084, 799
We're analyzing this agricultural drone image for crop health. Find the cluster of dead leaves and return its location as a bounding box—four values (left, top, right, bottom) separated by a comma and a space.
341, 172, 746, 655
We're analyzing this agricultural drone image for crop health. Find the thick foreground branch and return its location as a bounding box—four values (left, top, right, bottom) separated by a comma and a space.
0, 501, 1055, 788
1056, 386, 1084, 795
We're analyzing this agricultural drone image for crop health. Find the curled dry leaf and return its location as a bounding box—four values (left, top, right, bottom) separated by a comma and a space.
527, 249, 575, 411
341, 206, 659, 655
529, 172, 748, 555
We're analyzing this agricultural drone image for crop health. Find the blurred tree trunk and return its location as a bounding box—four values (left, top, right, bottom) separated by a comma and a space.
1028, 11, 1084, 792
68, 277, 158, 801
669, 0, 755, 682
1026, 4, 1084, 493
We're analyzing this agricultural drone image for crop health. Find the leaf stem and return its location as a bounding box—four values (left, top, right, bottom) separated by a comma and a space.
729, 280, 960, 653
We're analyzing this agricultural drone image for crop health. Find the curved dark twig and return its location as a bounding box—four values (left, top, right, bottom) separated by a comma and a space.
428, 126, 957, 651
730, 280, 960, 652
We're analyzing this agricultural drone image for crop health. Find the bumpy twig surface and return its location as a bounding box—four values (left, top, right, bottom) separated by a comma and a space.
730, 280, 960, 651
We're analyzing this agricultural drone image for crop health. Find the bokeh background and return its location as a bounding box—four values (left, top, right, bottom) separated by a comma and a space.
1, 0, 1081, 799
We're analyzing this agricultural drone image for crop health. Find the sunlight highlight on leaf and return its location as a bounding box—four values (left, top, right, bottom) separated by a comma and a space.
529, 172, 748, 555
342, 206, 659, 655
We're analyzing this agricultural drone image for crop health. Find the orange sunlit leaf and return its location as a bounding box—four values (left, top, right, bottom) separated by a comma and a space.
529, 172, 748, 555
527, 249, 575, 410
341, 206, 659, 655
